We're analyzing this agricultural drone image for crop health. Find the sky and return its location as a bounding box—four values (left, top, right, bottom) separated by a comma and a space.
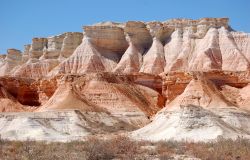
0, 0, 250, 53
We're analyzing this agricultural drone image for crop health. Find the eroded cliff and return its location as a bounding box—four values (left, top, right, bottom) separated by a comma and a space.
0, 18, 250, 142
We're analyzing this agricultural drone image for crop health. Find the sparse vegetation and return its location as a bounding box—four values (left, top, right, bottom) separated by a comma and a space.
0, 136, 249, 160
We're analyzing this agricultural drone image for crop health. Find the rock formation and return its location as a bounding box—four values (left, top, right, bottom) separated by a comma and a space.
0, 85, 25, 112
0, 110, 139, 141
132, 73, 250, 142
38, 73, 163, 127
0, 18, 250, 142
113, 21, 151, 73
1, 18, 250, 78
0, 32, 83, 79
0, 49, 22, 76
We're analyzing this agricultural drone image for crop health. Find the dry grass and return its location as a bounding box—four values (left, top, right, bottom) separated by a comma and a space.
154, 137, 250, 160
0, 139, 86, 160
187, 138, 250, 160
0, 136, 249, 160
84, 135, 141, 160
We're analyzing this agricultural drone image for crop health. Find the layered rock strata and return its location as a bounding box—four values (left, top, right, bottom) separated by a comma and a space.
133, 73, 250, 142
1, 18, 250, 78
0, 110, 139, 141
0, 18, 250, 142
0, 32, 83, 79
47, 17, 250, 77
0, 49, 22, 76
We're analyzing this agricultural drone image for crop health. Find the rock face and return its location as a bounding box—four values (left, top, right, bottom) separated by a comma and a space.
140, 22, 167, 74
60, 32, 83, 59
0, 18, 250, 142
39, 73, 163, 127
113, 21, 151, 73
84, 23, 128, 53
132, 73, 250, 142
0, 110, 139, 141
0, 32, 83, 79
0, 73, 163, 141
49, 37, 107, 75
0, 49, 22, 76
0, 76, 58, 107
162, 71, 250, 103
1, 18, 250, 78
46, 17, 250, 77
0, 85, 25, 112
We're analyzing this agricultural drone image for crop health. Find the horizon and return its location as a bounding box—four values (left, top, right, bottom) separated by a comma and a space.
0, 0, 250, 53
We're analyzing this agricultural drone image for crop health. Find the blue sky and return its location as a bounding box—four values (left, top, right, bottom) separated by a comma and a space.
0, 0, 249, 53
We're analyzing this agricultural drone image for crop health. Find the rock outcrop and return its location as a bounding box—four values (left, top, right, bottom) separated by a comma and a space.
47, 17, 250, 77
0, 18, 250, 142
0, 32, 83, 79
39, 73, 163, 127
1, 18, 250, 78
0, 110, 139, 141
140, 22, 166, 74
0, 86, 25, 112
0, 49, 22, 76
132, 73, 250, 142
60, 32, 83, 59
113, 21, 151, 73
0, 73, 163, 141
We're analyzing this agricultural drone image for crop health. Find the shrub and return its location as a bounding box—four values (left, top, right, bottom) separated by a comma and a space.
187, 138, 250, 160
84, 135, 140, 160
0, 136, 249, 160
